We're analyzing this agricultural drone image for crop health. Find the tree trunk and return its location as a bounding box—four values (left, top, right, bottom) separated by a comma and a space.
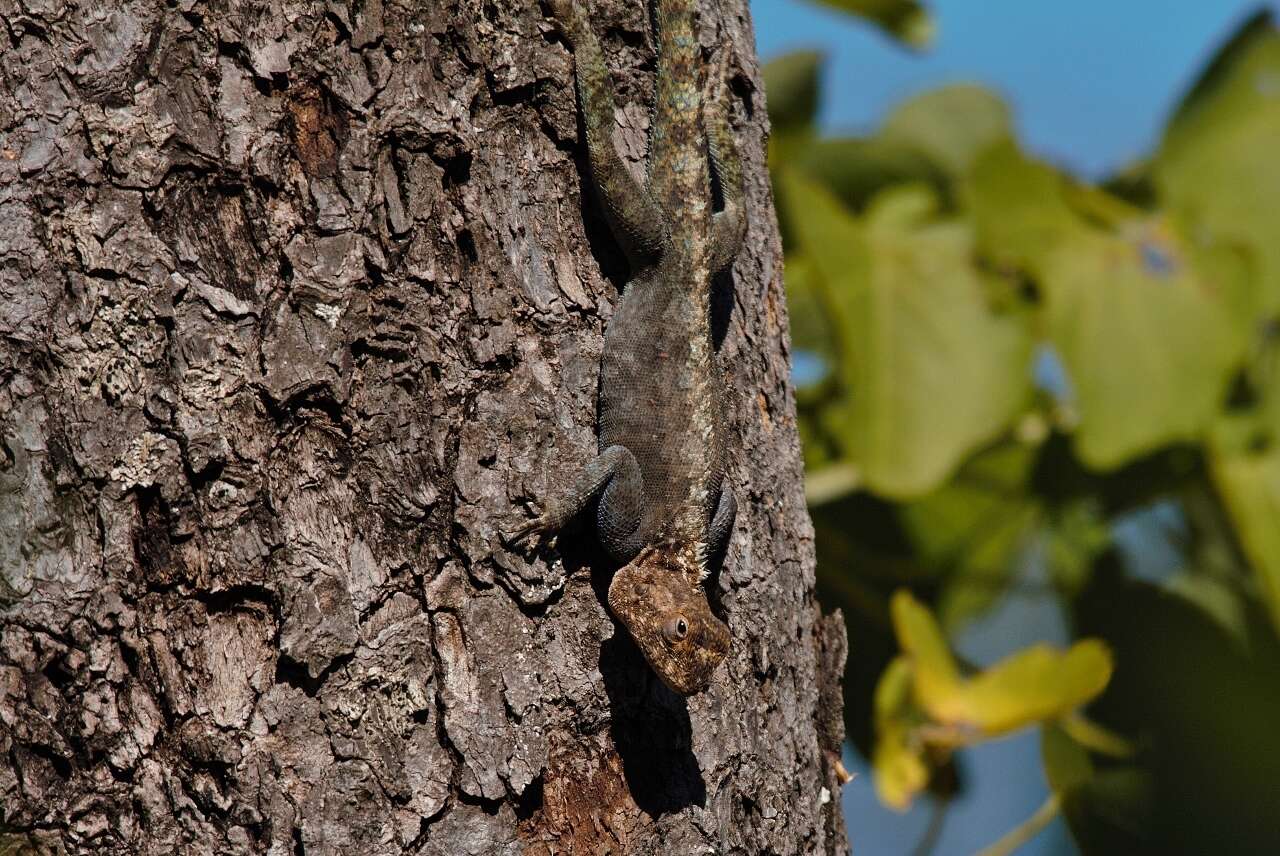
0, 0, 847, 852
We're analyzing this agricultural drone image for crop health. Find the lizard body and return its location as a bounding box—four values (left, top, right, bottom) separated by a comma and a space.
513, 0, 746, 695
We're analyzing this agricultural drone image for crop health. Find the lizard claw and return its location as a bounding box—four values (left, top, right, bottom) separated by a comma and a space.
504, 514, 558, 553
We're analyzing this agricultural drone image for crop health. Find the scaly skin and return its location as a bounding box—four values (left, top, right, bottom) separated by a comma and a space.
513, 0, 746, 695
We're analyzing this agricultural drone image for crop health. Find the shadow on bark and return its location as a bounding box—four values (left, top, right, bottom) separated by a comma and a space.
599, 632, 706, 817
565, 524, 709, 817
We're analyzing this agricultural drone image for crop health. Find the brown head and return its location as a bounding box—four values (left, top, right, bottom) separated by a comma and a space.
607, 547, 731, 695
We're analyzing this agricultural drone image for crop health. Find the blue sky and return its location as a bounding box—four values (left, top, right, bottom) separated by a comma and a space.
750, 0, 1280, 178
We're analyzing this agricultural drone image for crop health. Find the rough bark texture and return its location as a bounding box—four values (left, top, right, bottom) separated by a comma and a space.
0, 0, 848, 853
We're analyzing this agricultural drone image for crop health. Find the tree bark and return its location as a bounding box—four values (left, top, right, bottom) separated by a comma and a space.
0, 0, 847, 853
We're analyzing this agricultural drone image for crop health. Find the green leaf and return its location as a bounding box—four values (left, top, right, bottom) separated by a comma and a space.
1042, 718, 1144, 852
1059, 713, 1136, 759
765, 55, 822, 241
784, 85, 1009, 214
1044, 500, 1111, 597
1041, 223, 1243, 470
1163, 571, 1249, 646
796, 136, 946, 213
804, 463, 862, 505
780, 170, 1032, 497
1042, 723, 1094, 796
803, 0, 934, 49
1256, 327, 1280, 434
935, 504, 1037, 631
881, 85, 1012, 175
1208, 418, 1280, 635
902, 443, 1035, 563
901, 444, 1041, 629
784, 254, 834, 370
763, 51, 824, 139
975, 794, 1063, 856
1060, 766, 1155, 854
1153, 12, 1280, 316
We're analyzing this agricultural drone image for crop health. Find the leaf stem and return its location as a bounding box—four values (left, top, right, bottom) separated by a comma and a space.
975, 793, 1061, 856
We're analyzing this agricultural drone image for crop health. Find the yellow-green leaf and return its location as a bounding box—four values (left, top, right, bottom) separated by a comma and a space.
780, 170, 1032, 497
967, 139, 1083, 273
873, 721, 929, 811
951, 640, 1114, 736
1041, 223, 1243, 470
890, 590, 962, 713
872, 656, 931, 811
1154, 12, 1280, 317
874, 655, 916, 725
891, 592, 1113, 736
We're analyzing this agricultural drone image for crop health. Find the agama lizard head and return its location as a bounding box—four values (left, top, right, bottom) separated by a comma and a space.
608, 547, 731, 695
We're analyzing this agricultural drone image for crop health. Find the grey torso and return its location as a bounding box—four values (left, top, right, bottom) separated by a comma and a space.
599, 253, 720, 551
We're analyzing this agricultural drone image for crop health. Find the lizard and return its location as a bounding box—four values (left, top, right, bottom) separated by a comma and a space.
510, 0, 747, 695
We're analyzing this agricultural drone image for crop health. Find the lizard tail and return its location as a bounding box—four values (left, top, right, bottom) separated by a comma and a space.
650, 0, 710, 225
654, 0, 700, 83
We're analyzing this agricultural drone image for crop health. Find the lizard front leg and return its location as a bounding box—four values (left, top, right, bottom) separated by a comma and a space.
509, 444, 643, 553
549, 0, 668, 260
705, 40, 746, 275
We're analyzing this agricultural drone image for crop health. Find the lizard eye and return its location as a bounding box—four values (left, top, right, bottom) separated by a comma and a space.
663, 615, 690, 643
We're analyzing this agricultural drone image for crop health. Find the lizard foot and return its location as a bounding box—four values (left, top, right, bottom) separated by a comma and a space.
544, 0, 578, 33
706, 36, 738, 102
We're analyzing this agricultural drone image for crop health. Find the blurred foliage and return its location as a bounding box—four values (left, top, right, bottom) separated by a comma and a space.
802, 0, 935, 49
874, 591, 1115, 810
766, 7, 1280, 853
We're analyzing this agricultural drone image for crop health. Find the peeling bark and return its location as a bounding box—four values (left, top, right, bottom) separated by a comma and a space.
0, 0, 847, 853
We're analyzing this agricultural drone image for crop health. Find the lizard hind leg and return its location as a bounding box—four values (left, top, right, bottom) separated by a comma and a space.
705, 39, 746, 275
548, 0, 668, 259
